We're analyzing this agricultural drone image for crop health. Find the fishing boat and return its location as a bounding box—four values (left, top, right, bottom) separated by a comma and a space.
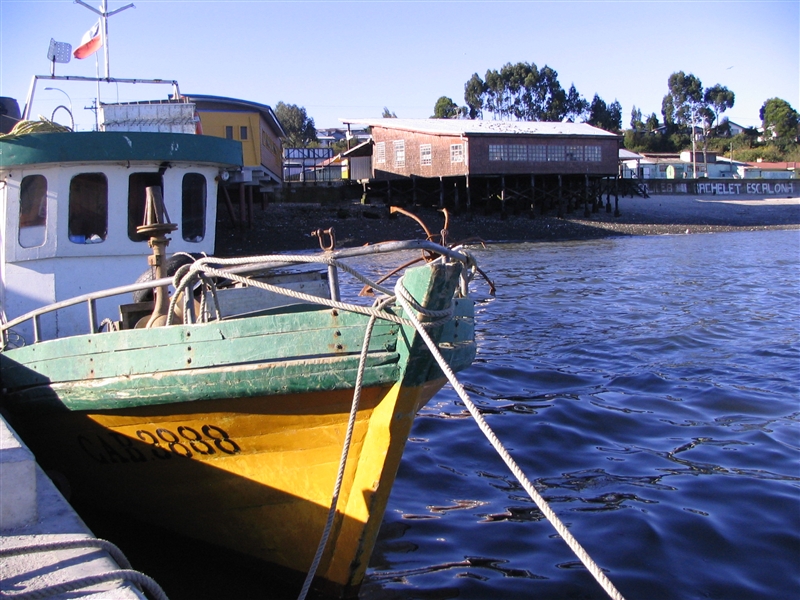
0, 22, 481, 599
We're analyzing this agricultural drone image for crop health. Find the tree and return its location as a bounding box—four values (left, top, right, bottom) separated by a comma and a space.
382, 107, 397, 118
464, 73, 485, 119
465, 61, 569, 121
564, 84, 589, 122
662, 71, 703, 128
704, 84, 735, 129
645, 112, 660, 132
630, 105, 644, 131
587, 94, 622, 132
274, 102, 317, 147
432, 96, 460, 119
760, 98, 799, 149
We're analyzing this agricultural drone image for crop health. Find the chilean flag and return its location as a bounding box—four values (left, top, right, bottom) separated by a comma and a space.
73, 21, 102, 59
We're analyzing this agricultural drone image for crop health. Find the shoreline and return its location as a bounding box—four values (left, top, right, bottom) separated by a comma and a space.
214, 194, 800, 255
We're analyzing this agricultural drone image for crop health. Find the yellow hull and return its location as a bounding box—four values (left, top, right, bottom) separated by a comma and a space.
20, 376, 447, 593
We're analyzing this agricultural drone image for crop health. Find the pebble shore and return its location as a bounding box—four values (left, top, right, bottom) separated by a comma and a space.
215, 193, 800, 255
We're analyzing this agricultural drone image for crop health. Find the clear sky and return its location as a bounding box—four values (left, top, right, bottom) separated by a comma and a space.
1, 0, 797, 132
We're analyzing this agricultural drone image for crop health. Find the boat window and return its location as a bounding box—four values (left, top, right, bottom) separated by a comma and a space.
128, 172, 164, 242
69, 173, 108, 244
18, 174, 47, 248
182, 173, 206, 242
225, 126, 233, 140
240, 126, 248, 140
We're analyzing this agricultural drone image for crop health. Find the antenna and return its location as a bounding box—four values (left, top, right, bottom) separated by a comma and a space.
74, 0, 135, 79
47, 39, 72, 76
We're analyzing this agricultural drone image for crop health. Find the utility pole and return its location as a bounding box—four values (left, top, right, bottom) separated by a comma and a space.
691, 107, 697, 179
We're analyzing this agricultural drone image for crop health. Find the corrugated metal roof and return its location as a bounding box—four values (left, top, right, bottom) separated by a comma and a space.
340, 118, 618, 138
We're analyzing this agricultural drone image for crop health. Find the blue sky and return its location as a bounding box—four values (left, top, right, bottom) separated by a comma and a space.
1, 0, 797, 131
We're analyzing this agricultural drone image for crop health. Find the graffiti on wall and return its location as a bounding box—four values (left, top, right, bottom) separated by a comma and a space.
645, 180, 795, 196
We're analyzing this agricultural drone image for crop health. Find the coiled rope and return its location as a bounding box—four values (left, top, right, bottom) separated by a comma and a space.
0, 539, 168, 600
0, 117, 72, 140
393, 278, 627, 600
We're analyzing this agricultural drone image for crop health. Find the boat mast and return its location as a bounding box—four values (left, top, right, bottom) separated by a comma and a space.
74, 0, 135, 79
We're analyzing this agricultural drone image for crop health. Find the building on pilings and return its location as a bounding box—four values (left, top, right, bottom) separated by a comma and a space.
340, 118, 621, 215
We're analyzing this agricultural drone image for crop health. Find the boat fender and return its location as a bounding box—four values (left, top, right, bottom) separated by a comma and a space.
132, 252, 206, 303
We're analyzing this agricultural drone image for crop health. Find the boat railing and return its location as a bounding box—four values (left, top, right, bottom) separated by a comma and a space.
1, 240, 473, 348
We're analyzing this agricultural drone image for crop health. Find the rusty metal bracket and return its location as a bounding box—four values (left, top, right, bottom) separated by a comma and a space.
312, 227, 336, 251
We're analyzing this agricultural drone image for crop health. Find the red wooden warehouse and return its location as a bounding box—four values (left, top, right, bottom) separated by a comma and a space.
341, 118, 621, 214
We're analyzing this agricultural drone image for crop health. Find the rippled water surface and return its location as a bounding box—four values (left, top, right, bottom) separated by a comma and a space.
363, 230, 800, 600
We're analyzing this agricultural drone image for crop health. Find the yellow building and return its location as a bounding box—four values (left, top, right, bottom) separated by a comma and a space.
185, 94, 285, 190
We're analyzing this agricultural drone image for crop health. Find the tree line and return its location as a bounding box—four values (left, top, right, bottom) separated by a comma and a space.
429, 62, 798, 161
434, 62, 623, 133
274, 61, 798, 161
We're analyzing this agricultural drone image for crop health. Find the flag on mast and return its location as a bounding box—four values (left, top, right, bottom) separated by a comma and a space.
73, 20, 102, 59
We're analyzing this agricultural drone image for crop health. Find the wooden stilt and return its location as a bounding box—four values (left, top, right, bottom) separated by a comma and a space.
238, 182, 246, 230
247, 185, 254, 229
584, 174, 591, 217
220, 184, 238, 227
557, 174, 564, 218
500, 175, 506, 218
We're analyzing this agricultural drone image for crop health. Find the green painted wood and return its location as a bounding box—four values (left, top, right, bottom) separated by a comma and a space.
0, 262, 475, 413
437, 298, 475, 343
2, 353, 402, 412
4, 308, 396, 363
1, 320, 398, 386
0, 132, 243, 168
396, 262, 464, 387
425, 341, 477, 381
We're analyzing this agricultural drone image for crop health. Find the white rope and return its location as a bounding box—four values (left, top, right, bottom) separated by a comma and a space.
0, 569, 169, 600
393, 278, 627, 600
0, 538, 131, 569
297, 295, 394, 600
0, 538, 169, 599
166, 257, 453, 329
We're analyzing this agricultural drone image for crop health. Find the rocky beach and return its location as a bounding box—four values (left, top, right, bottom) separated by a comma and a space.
215, 192, 800, 256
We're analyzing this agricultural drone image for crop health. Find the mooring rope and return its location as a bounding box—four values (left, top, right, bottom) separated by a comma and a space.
0, 538, 132, 569
297, 295, 395, 600
0, 569, 169, 600
166, 255, 453, 329
393, 277, 627, 600
0, 538, 169, 599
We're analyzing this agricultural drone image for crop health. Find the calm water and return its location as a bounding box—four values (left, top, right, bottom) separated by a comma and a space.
77, 230, 799, 600
362, 229, 800, 600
